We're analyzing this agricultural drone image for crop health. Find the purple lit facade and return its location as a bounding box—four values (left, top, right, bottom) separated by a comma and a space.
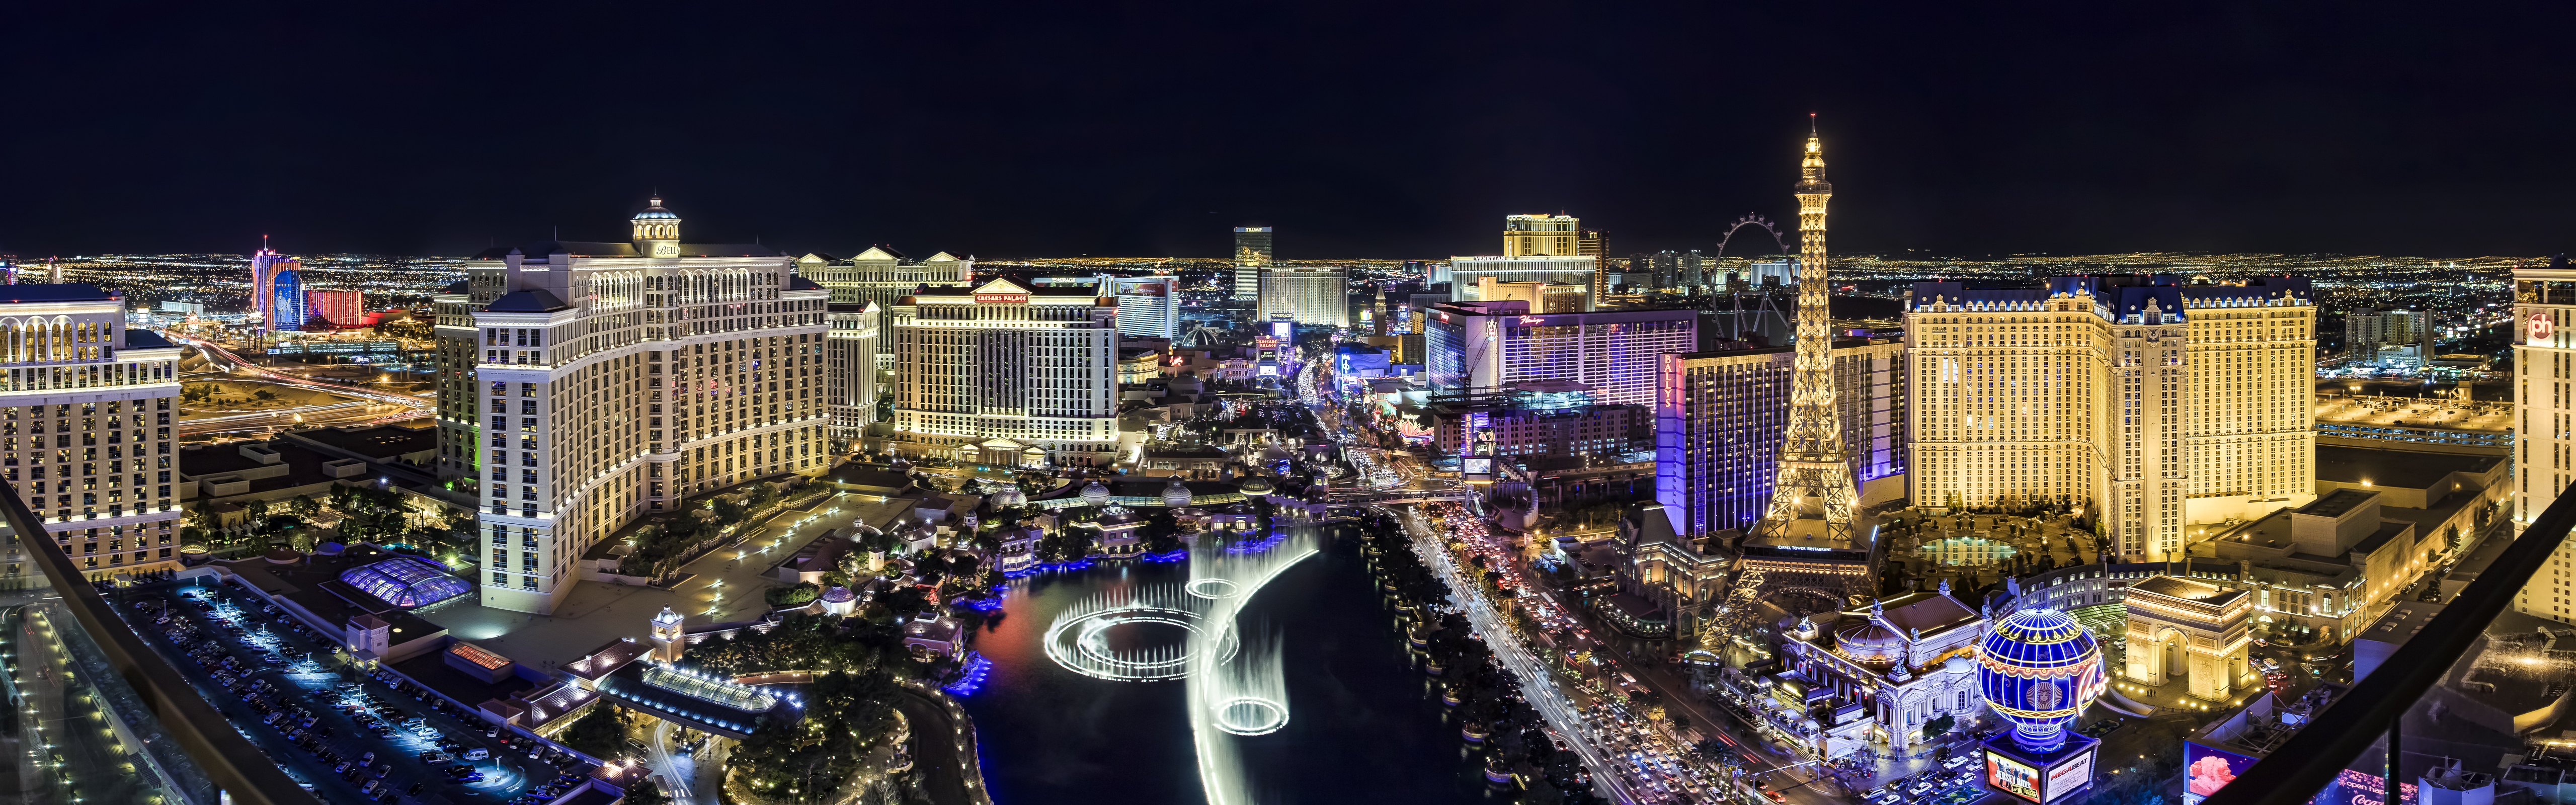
1653, 336, 1906, 539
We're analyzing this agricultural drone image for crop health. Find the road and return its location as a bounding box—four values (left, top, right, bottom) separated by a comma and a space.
1399, 507, 1641, 805
177, 339, 432, 435
648, 717, 718, 804
894, 682, 994, 805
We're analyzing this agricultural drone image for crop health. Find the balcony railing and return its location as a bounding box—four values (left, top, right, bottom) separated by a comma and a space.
0, 468, 320, 803
2200, 487, 2576, 805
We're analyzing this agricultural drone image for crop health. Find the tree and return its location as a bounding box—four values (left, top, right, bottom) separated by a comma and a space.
253, 388, 276, 402
1922, 712, 1956, 741
290, 494, 318, 517
560, 704, 630, 761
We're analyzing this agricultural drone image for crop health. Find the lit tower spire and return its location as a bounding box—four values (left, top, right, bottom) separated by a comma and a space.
1754, 116, 1861, 547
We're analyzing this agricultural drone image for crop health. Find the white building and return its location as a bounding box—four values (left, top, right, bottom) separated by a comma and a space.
1447, 256, 1596, 308
1112, 276, 1181, 341
0, 285, 185, 581
1424, 300, 1695, 407
1256, 267, 1348, 329
1777, 590, 1990, 755
887, 278, 1120, 468
456, 198, 831, 613
825, 301, 880, 450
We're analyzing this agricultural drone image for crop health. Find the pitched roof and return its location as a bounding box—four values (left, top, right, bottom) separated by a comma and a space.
0, 283, 115, 302
123, 329, 178, 350
486, 289, 572, 313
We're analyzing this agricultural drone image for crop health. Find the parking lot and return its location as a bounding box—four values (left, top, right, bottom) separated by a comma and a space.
120, 580, 601, 804
1857, 753, 1986, 805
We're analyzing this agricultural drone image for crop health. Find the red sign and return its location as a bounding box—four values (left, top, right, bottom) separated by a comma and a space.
2532, 311, 2553, 342
976, 293, 1029, 304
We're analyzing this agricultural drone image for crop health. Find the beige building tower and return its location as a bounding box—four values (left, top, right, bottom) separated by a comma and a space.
452, 198, 831, 614
2513, 259, 2576, 622
2121, 575, 2252, 701
0, 285, 186, 583
1503, 214, 1580, 256
651, 606, 686, 662
1902, 275, 2314, 560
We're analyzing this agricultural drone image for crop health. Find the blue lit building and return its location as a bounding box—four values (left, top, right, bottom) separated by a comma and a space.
270, 266, 306, 330
1650, 336, 1906, 542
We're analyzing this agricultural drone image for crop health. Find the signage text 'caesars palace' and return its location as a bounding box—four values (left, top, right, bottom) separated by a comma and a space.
976, 292, 1029, 304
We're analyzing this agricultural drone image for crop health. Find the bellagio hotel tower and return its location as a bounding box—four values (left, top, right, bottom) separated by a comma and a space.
1903, 275, 2315, 561
437, 199, 829, 613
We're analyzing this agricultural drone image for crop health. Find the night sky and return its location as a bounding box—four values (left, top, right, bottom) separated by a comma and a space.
6, 3, 2568, 260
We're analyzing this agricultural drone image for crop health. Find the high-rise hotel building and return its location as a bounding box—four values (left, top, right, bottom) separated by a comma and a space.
442, 198, 830, 613
887, 277, 1120, 468
1425, 299, 1696, 407
804, 247, 971, 380
1256, 267, 1349, 329
824, 301, 880, 451
1654, 337, 1907, 538
1112, 276, 1181, 341
1234, 226, 1274, 300
0, 285, 185, 582
1902, 275, 2314, 561
2513, 259, 2576, 622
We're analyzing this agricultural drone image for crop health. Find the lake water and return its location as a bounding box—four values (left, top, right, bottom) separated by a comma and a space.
958, 524, 1506, 804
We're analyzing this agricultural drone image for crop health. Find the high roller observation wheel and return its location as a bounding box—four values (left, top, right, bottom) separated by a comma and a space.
1043, 601, 1241, 682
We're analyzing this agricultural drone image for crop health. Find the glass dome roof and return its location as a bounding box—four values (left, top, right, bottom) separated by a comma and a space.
341, 556, 470, 608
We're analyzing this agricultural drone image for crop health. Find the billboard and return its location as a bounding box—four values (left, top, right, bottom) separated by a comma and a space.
2044, 748, 2095, 802
2312, 768, 2416, 805
2184, 743, 2259, 805
1461, 456, 1493, 477
1988, 752, 2042, 803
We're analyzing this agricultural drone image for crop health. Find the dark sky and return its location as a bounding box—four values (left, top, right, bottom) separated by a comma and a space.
6, 2, 2569, 260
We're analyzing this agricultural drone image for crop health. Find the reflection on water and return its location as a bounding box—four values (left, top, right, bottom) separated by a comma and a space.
960, 526, 1496, 804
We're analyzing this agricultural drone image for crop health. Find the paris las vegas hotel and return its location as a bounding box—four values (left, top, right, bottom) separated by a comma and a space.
433, 200, 828, 613
1903, 274, 2317, 561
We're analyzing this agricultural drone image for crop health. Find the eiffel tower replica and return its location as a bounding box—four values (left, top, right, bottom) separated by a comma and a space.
1712, 118, 1875, 637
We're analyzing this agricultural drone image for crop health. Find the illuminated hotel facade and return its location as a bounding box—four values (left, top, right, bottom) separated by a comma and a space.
448, 198, 830, 613
1233, 226, 1273, 300
1902, 275, 2315, 561
2513, 258, 2576, 623
1654, 337, 1906, 539
1423, 300, 1696, 407
0, 285, 186, 581
886, 278, 1120, 468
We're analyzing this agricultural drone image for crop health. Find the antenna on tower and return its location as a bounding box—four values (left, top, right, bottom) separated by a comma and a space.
1809, 112, 1818, 135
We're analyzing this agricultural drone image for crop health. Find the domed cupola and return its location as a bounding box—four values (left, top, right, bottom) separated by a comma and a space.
1978, 607, 2107, 752
633, 196, 682, 257
1162, 477, 1195, 509
1081, 479, 1112, 508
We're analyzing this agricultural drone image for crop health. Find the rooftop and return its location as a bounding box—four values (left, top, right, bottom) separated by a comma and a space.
212, 544, 450, 638
2298, 488, 2376, 518
2312, 395, 2512, 436
2130, 575, 2248, 606
289, 424, 436, 461
0, 283, 116, 303
2314, 444, 2505, 491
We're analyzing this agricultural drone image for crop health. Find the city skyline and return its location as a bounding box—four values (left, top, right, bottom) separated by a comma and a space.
1, 3, 2565, 802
